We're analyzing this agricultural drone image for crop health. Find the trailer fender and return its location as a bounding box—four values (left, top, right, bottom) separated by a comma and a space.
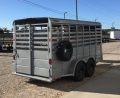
68, 57, 95, 75
68, 59, 86, 75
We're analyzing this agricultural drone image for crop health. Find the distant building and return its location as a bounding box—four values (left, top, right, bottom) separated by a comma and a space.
109, 30, 120, 39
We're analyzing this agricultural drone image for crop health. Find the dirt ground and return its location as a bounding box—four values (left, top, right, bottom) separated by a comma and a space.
0, 41, 120, 98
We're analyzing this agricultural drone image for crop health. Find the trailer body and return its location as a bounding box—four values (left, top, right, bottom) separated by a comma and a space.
13, 17, 102, 82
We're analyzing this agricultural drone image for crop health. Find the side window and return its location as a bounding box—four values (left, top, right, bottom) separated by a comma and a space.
52, 24, 62, 42
84, 26, 89, 32
16, 26, 29, 31
77, 25, 83, 32
62, 25, 69, 32
62, 25, 69, 40
34, 25, 48, 32
16, 26, 30, 33
96, 26, 101, 31
52, 24, 62, 32
70, 25, 76, 32
90, 26, 95, 32
77, 25, 83, 44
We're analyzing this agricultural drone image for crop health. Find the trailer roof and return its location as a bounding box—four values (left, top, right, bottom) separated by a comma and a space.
13, 17, 101, 26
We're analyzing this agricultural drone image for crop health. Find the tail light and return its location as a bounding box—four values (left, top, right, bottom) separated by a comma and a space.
12, 38, 16, 41
52, 77, 56, 81
49, 59, 52, 65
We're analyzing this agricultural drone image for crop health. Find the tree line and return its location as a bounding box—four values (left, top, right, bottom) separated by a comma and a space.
0, 28, 10, 33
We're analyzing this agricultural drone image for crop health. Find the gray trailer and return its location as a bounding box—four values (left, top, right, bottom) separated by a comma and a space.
13, 17, 102, 82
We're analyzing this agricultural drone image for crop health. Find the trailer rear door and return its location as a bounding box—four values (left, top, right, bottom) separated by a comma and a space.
15, 24, 50, 77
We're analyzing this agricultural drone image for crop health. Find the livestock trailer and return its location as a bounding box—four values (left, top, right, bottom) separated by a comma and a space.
13, 17, 102, 82
0, 33, 13, 51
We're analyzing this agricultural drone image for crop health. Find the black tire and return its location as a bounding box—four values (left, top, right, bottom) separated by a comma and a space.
7, 47, 10, 51
85, 58, 96, 77
74, 61, 85, 81
0, 46, 2, 52
56, 40, 73, 61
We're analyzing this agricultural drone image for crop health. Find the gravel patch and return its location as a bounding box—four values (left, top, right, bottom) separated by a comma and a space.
0, 41, 120, 98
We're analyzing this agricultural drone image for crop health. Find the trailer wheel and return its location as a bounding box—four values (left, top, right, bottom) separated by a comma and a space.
56, 40, 73, 61
85, 58, 96, 77
0, 46, 2, 51
74, 61, 85, 81
7, 47, 10, 51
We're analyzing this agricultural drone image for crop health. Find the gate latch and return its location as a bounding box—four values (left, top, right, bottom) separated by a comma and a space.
14, 49, 19, 58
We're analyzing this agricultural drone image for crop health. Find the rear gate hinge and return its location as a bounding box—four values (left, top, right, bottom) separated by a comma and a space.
49, 48, 50, 53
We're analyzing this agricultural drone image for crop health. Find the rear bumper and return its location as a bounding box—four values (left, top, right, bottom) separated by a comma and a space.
12, 72, 53, 83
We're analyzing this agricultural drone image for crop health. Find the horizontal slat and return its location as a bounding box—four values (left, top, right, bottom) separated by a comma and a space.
90, 35, 96, 36
34, 39, 47, 41
16, 37, 29, 39
52, 37, 59, 39
96, 31, 101, 33
34, 46, 48, 49
34, 32, 48, 34
69, 32, 76, 34
69, 39, 76, 42
16, 45, 29, 48
16, 31, 29, 33
77, 32, 83, 33
16, 33, 29, 35
62, 36, 69, 39
90, 38, 96, 40
16, 41, 29, 44
51, 32, 62, 34
84, 35, 90, 37
78, 39, 83, 41
34, 37, 48, 39
33, 41, 48, 44
90, 32, 95, 33
34, 48, 48, 51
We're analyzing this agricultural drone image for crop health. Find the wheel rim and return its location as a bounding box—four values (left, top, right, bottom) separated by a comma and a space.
78, 66, 84, 76
86, 59, 95, 77
88, 64, 93, 72
56, 41, 73, 61
64, 46, 71, 57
